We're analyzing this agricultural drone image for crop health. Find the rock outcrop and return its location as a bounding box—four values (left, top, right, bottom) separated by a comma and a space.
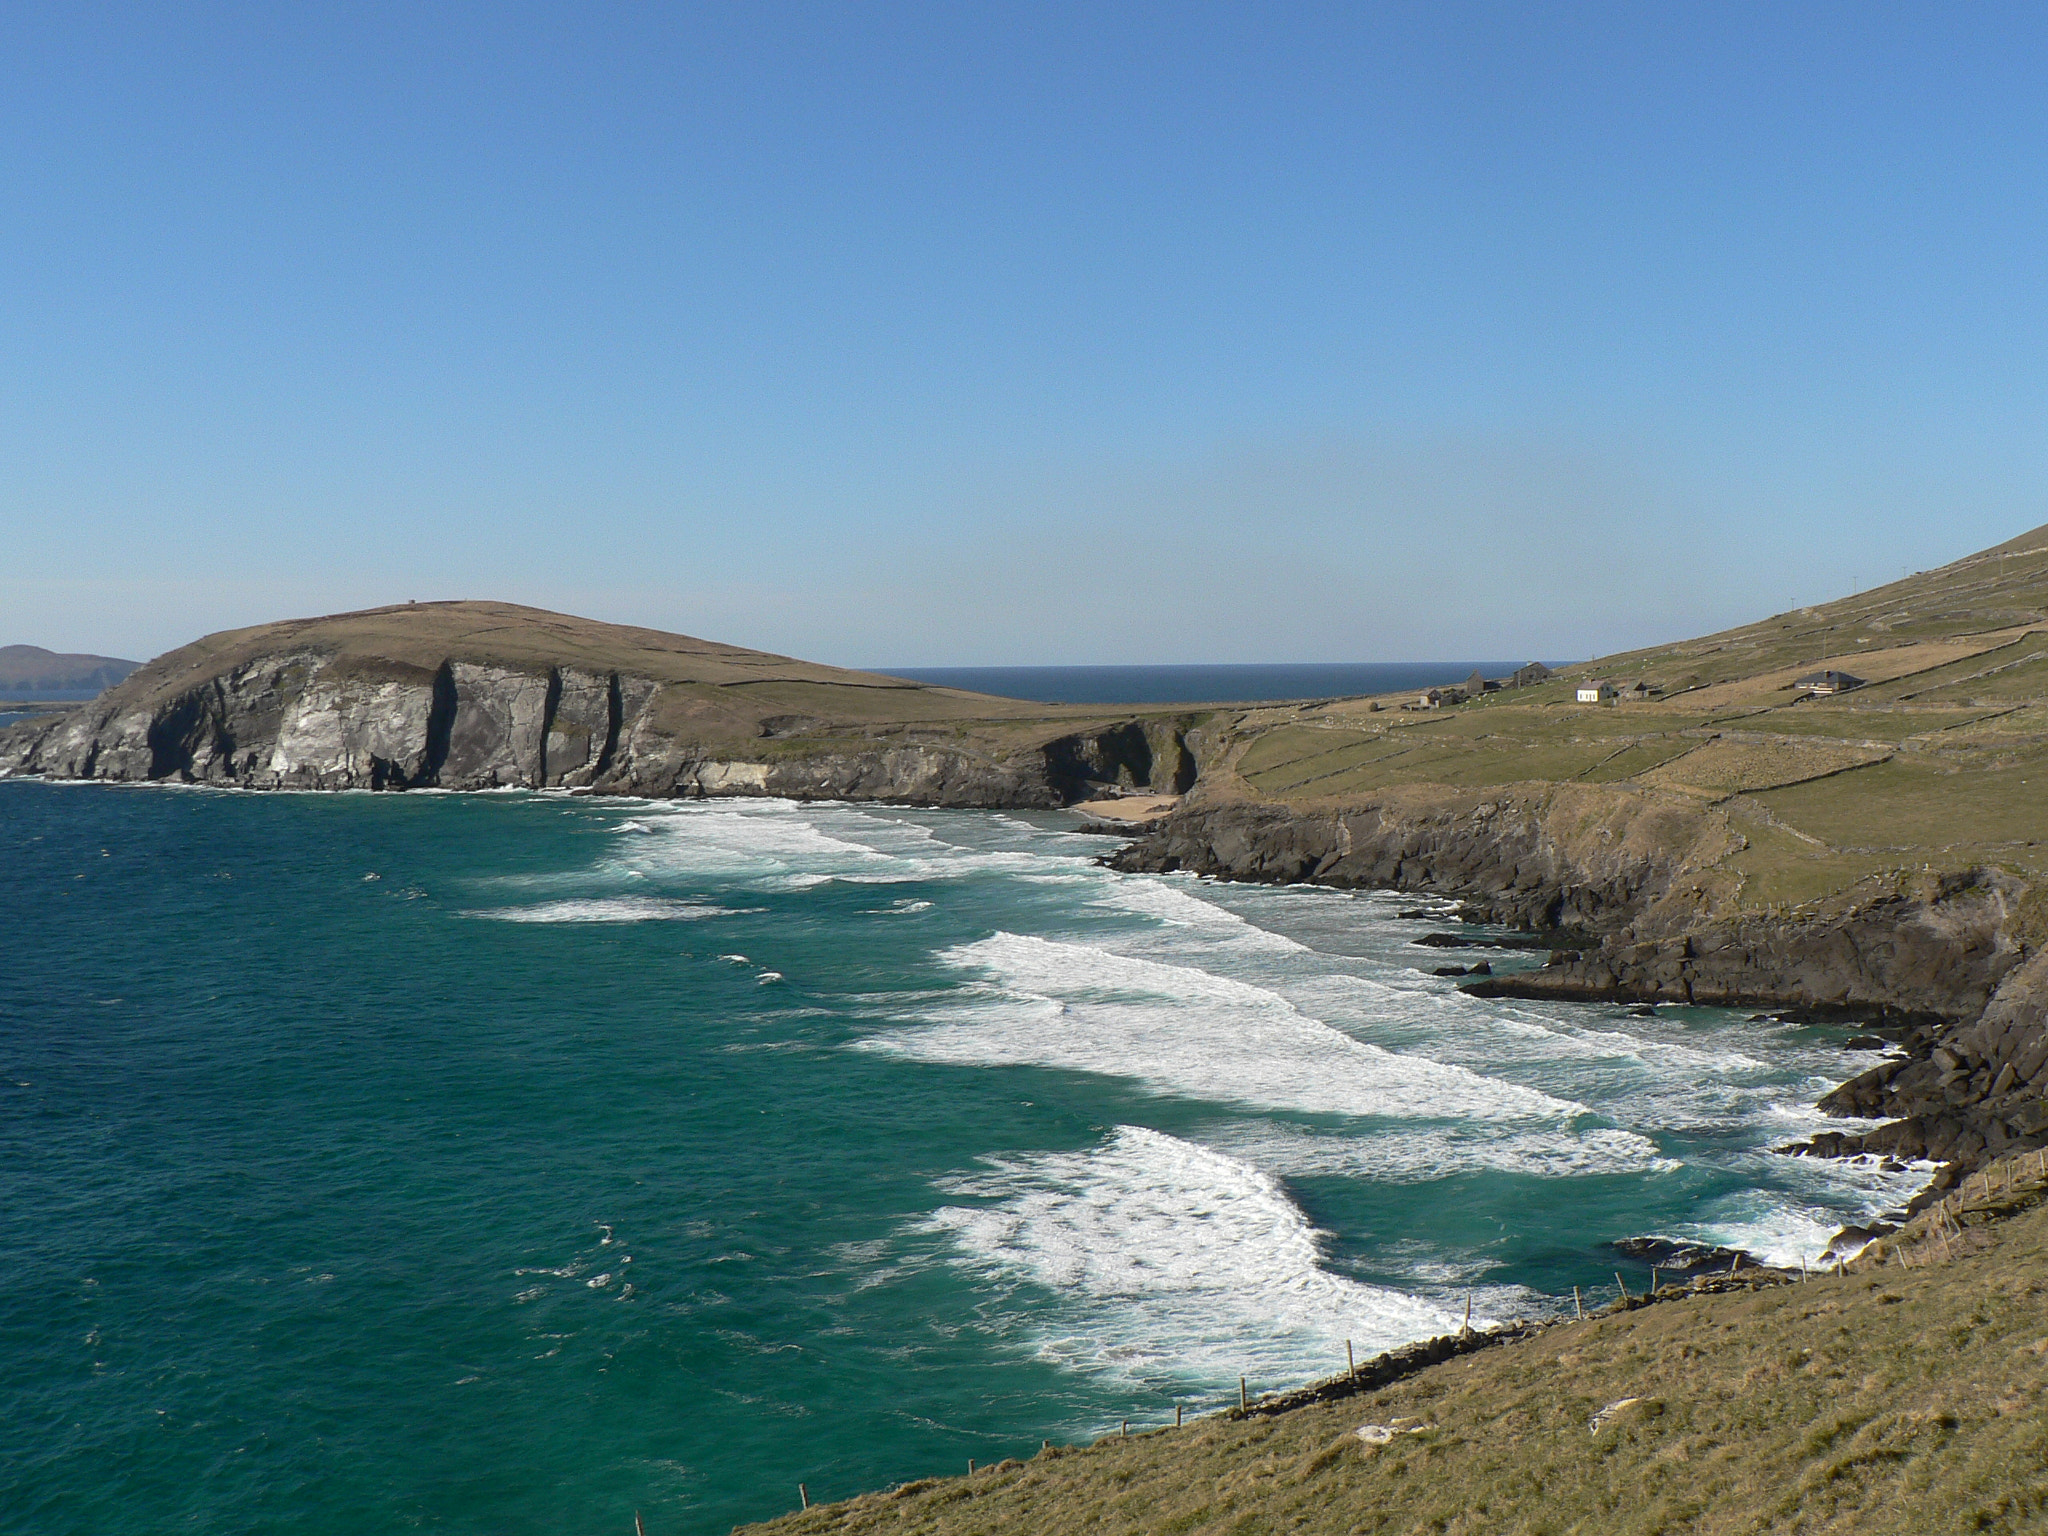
1111, 788, 2048, 1171
1106, 785, 1734, 931
0, 601, 1201, 808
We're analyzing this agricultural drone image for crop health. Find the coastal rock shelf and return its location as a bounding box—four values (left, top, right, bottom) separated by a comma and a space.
1110, 793, 2048, 1171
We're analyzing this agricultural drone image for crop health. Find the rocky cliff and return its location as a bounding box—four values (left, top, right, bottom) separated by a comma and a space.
0, 601, 1201, 808
1111, 788, 2048, 1170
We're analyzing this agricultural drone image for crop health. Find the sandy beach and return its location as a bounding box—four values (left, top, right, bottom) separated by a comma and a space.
1069, 794, 1181, 822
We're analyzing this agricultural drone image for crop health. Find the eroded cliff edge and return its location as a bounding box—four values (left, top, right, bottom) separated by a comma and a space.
1109, 787, 2048, 1178
0, 601, 1204, 808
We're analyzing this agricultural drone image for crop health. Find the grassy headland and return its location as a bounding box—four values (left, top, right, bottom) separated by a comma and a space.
1191, 524, 2048, 908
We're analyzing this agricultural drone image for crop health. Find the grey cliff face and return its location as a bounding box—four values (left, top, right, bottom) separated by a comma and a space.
0, 649, 1192, 809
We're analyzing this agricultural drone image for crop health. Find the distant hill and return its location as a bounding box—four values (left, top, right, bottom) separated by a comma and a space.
0, 645, 140, 696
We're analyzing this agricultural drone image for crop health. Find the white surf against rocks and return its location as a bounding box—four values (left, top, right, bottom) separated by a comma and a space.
869, 932, 1579, 1123
923, 1126, 1465, 1393
1643, 1151, 1939, 1269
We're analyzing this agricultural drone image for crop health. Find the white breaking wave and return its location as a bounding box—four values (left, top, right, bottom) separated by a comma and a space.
1090, 878, 1309, 954
597, 800, 1097, 890
866, 932, 1578, 1122
1212, 1120, 1678, 1184
1273, 972, 1864, 1148
923, 1126, 1465, 1389
464, 897, 731, 923
608, 803, 904, 886
488, 796, 1930, 1307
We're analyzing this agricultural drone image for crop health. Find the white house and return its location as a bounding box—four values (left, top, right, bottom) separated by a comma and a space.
1795, 670, 1864, 695
1576, 682, 1617, 703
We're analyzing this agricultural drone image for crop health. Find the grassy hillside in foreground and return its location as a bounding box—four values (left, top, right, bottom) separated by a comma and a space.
740, 1157, 2048, 1536
1195, 524, 2048, 908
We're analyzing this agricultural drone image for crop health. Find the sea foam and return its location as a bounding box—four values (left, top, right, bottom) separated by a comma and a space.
604, 800, 1095, 890
923, 1126, 1466, 1390
464, 897, 732, 923
1089, 878, 1309, 953
867, 932, 1579, 1122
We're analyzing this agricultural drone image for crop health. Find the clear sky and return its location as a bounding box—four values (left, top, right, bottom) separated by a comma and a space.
5, 3, 2046, 666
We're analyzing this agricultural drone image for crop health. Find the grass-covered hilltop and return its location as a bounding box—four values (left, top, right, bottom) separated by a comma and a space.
1169, 518, 2048, 896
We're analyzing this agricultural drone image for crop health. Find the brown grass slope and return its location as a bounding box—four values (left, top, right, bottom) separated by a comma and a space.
742, 1156, 2048, 1536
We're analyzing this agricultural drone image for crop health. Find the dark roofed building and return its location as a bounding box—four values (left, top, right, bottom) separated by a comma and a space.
1510, 661, 1552, 688
1464, 669, 1500, 694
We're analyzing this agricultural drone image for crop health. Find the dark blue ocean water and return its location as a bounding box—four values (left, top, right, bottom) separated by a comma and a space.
0, 782, 1919, 1534
874, 664, 1545, 705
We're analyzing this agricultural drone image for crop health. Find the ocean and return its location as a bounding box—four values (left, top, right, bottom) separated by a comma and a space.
0, 781, 1919, 1534
873, 663, 1542, 705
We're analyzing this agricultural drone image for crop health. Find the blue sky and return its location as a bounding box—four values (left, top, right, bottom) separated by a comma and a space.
4, 3, 2046, 664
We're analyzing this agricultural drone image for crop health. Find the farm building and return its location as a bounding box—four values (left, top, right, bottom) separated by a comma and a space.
1794, 669, 1864, 695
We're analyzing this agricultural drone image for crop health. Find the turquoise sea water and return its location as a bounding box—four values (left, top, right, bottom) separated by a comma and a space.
0, 781, 1922, 1534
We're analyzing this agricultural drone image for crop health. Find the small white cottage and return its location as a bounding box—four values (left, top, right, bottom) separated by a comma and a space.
1795, 670, 1864, 695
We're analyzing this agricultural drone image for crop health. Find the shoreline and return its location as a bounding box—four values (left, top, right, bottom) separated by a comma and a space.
736, 1148, 2048, 1534
1105, 793, 2047, 1183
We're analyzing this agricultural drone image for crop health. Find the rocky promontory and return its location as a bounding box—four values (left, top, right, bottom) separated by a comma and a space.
0, 600, 1203, 808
